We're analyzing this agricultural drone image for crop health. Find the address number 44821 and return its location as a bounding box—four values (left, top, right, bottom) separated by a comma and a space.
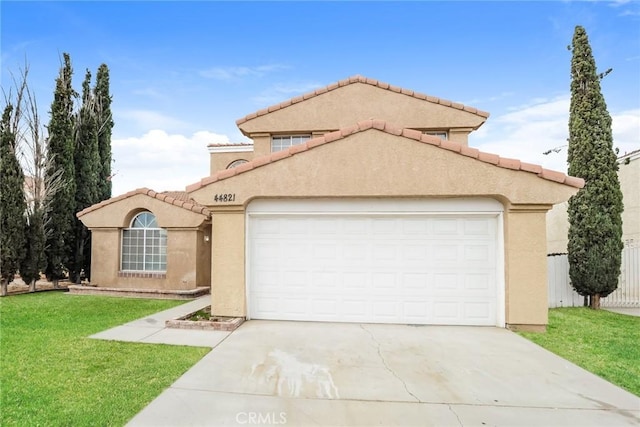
214, 193, 236, 202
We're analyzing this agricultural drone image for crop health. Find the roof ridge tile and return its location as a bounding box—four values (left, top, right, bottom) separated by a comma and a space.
420, 134, 441, 146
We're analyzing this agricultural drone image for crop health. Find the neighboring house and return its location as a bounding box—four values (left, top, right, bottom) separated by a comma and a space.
78, 75, 583, 331
546, 149, 640, 253
24, 175, 45, 212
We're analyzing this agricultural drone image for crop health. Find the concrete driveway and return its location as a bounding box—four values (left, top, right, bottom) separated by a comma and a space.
128, 321, 640, 426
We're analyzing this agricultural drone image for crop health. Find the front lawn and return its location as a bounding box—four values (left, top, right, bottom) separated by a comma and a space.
0, 292, 210, 426
520, 307, 640, 396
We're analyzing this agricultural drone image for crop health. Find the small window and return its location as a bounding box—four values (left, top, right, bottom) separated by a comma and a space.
121, 212, 167, 272
424, 131, 448, 140
227, 159, 248, 169
271, 135, 311, 152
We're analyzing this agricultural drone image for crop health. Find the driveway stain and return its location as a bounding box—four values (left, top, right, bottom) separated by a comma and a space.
251, 349, 340, 399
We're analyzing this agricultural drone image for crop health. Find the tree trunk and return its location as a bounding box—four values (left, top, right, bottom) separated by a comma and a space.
29, 278, 36, 293
583, 295, 589, 307
53, 279, 59, 289
0, 280, 7, 296
590, 294, 601, 310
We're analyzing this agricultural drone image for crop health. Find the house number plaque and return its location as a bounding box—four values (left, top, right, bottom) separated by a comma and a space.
214, 193, 236, 202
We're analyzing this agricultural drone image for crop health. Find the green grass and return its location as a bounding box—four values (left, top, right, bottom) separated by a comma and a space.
520, 307, 640, 396
0, 292, 210, 426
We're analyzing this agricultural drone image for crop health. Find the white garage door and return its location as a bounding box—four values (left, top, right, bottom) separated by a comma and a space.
247, 199, 503, 326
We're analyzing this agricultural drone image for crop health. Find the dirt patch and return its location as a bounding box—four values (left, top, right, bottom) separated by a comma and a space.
4, 277, 70, 296
166, 306, 244, 331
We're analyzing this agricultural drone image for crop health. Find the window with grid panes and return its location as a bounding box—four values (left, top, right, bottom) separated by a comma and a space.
424, 131, 448, 140
271, 135, 311, 152
121, 212, 167, 272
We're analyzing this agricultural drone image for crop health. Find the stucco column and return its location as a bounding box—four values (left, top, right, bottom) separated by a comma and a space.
210, 210, 246, 317
504, 204, 552, 331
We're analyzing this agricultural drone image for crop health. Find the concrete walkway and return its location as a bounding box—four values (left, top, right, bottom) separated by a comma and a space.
605, 307, 640, 317
90, 296, 230, 347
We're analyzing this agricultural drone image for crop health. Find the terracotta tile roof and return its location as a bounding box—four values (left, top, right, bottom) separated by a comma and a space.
77, 188, 212, 218
186, 120, 584, 192
236, 75, 490, 126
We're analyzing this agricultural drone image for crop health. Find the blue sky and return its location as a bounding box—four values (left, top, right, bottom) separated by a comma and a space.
2, 1, 639, 195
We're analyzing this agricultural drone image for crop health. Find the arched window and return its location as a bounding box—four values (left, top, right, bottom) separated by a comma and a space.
227, 159, 248, 169
121, 211, 167, 272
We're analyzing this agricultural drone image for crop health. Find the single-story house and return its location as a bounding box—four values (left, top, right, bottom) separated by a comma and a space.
547, 149, 640, 253
78, 75, 583, 331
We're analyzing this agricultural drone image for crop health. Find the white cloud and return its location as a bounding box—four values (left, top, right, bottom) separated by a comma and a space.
251, 81, 324, 106
110, 130, 231, 195
460, 91, 515, 106
472, 97, 640, 174
613, 109, 640, 156
131, 87, 166, 100
116, 109, 191, 132
199, 64, 288, 80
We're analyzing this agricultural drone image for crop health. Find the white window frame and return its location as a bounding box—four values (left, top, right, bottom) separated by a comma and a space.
121, 212, 167, 272
424, 131, 448, 140
271, 134, 311, 152
227, 159, 249, 169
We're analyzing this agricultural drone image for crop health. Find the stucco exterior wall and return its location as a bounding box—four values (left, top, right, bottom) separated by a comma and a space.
619, 156, 639, 243
90, 229, 120, 286
546, 201, 570, 254
80, 194, 208, 229
197, 229, 212, 287
192, 131, 576, 207
79, 193, 211, 291
504, 208, 549, 328
196, 130, 578, 326
210, 151, 255, 176
87, 227, 210, 290
546, 155, 639, 252
211, 211, 245, 316
238, 83, 484, 139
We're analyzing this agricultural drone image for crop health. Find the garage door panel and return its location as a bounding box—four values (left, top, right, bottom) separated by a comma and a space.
342, 300, 368, 318
403, 219, 429, 235
432, 219, 459, 235
464, 274, 492, 290
464, 302, 493, 321
401, 273, 429, 289
433, 301, 461, 320
343, 218, 368, 234
282, 271, 307, 288
249, 212, 499, 326
372, 272, 397, 289
311, 272, 338, 288
372, 218, 397, 234
433, 245, 459, 262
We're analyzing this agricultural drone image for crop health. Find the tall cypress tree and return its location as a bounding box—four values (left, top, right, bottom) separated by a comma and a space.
20, 203, 46, 292
0, 104, 27, 296
567, 26, 623, 309
44, 53, 77, 285
94, 64, 113, 202
70, 69, 100, 283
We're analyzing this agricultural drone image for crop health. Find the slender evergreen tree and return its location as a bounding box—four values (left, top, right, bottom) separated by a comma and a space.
567, 26, 623, 309
44, 53, 77, 285
94, 64, 113, 202
69, 70, 100, 283
20, 203, 46, 292
0, 104, 27, 296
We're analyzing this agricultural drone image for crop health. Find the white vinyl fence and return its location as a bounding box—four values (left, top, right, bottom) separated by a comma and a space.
548, 242, 640, 308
